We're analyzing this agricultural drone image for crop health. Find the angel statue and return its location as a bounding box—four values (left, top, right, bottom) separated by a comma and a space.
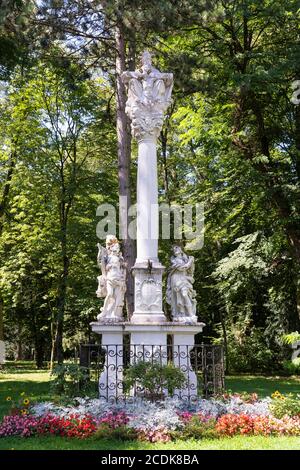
166, 245, 197, 323
96, 235, 126, 322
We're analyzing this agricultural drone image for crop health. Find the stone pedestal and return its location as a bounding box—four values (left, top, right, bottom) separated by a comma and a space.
91, 321, 205, 400
131, 262, 166, 324
173, 327, 202, 400
91, 323, 124, 401
126, 323, 168, 364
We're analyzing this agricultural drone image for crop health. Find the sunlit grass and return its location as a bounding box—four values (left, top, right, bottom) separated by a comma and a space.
1, 362, 300, 450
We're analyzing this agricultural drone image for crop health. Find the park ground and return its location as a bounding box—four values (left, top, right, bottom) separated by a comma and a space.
0, 362, 300, 450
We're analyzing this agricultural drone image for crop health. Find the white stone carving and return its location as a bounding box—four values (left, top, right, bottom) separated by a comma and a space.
96, 235, 126, 322
135, 277, 162, 312
167, 246, 197, 323
131, 262, 166, 323
291, 340, 300, 361
122, 51, 173, 141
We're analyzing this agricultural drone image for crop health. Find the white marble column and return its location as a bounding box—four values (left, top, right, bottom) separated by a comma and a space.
122, 51, 173, 324
136, 136, 158, 262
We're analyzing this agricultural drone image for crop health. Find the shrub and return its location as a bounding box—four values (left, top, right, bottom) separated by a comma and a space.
138, 427, 172, 443
282, 359, 300, 375
50, 364, 91, 397
124, 361, 186, 398
270, 393, 300, 419
0, 415, 39, 437
94, 423, 138, 441
216, 413, 300, 436
98, 411, 129, 428
0, 414, 97, 438
216, 414, 254, 436
224, 328, 276, 373
175, 414, 218, 440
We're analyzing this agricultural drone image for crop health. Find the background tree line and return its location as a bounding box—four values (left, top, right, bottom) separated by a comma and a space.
0, 0, 299, 372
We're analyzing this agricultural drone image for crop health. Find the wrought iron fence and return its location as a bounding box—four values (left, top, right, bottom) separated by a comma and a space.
78, 343, 225, 402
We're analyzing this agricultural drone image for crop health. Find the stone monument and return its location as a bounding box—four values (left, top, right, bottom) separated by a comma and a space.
91, 52, 205, 400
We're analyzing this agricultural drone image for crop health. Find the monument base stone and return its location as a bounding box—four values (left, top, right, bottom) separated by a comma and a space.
91, 321, 205, 399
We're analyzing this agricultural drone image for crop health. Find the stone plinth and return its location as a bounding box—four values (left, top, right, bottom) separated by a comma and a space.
91, 323, 124, 401
91, 321, 205, 399
131, 262, 166, 324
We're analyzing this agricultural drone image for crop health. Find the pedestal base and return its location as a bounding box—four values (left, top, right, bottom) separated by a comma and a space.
131, 262, 167, 324
91, 323, 124, 401
91, 321, 205, 400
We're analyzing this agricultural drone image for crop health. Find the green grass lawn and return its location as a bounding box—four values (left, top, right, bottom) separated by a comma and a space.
0, 435, 300, 450
0, 362, 300, 450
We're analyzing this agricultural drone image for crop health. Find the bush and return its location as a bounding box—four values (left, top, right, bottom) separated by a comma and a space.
0, 414, 97, 438
94, 423, 138, 441
270, 393, 300, 419
224, 328, 276, 373
282, 359, 300, 375
175, 414, 218, 440
50, 363, 91, 397
124, 361, 186, 398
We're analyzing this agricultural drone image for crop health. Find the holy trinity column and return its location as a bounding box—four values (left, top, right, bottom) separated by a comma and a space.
122, 51, 173, 323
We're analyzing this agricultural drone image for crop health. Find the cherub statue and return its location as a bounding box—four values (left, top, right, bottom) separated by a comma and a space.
166, 245, 197, 323
96, 235, 126, 322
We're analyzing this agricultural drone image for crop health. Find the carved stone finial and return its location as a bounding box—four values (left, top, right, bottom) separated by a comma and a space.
121, 51, 173, 141
141, 50, 152, 68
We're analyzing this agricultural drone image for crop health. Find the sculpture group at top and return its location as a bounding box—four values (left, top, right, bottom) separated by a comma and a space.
121, 51, 173, 141
96, 236, 197, 324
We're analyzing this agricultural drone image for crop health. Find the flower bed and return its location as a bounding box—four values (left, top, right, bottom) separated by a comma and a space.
1, 392, 300, 442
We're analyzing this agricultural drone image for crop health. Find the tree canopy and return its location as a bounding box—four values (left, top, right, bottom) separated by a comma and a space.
0, 0, 299, 372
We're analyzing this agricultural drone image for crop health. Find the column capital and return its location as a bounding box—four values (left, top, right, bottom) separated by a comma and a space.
121, 51, 173, 141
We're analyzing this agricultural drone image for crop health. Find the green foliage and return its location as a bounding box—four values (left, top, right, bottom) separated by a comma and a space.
216, 326, 276, 373
1, 0, 300, 371
50, 363, 91, 397
270, 394, 300, 419
94, 423, 138, 441
282, 359, 300, 376
282, 332, 300, 346
172, 416, 218, 440
124, 361, 186, 398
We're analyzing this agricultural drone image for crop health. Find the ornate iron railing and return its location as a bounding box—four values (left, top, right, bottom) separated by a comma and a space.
78, 343, 225, 401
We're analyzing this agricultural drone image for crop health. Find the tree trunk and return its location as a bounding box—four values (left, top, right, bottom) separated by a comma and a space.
16, 320, 23, 361
54, 223, 69, 365
35, 340, 44, 369
115, 22, 135, 319
0, 151, 16, 363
